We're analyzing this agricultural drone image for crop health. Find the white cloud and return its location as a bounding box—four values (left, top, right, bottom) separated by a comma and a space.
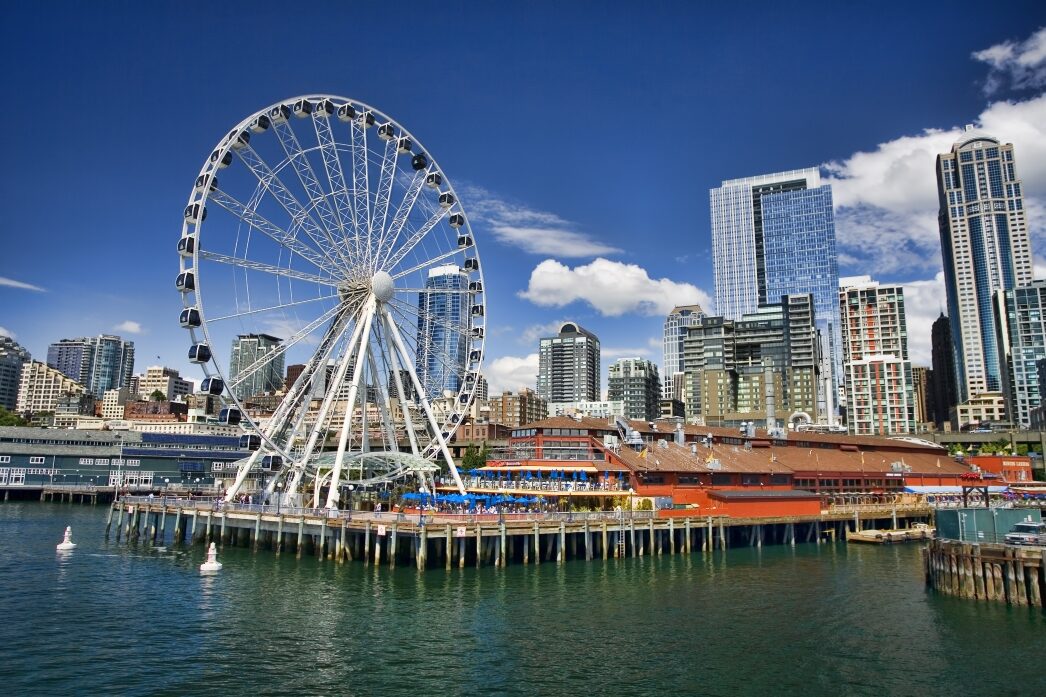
0, 326, 14, 340
113, 320, 144, 335
519, 258, 713, 317
484, 353, 538, 394
823, 93, 1046, 276
973, 26, 1046, 94
0, 276, 46, 292
520, 319, 569, 344
899, 272, 947, 367
461, 185, 621, 258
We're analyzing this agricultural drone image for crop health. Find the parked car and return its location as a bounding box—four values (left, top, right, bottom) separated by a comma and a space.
1004, 521, 1046, 546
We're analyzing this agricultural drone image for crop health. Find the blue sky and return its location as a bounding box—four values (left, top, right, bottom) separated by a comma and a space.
2, 1, 1045, 395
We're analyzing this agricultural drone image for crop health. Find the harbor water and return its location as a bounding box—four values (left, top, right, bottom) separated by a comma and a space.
1, 503, 1042, 696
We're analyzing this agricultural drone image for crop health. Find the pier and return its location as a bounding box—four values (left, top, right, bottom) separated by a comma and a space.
924, 539, 1045, 609
107, 496, 934, 569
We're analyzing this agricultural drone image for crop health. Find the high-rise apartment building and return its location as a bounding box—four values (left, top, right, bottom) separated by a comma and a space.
930, 313, 958, 428
136, 366, 193, 401
682, 294, 820, 427
607, 357, 661, 421
710, 168, 840, 421
537, 322, 600, 403
488, 388, 548, 428
0, 336, 31, 411
473, 374, 489, 401
839, 276, 914, 436
662, 305, 704, 398
16, 360, 85, 414
912, 366, 933, 428
229, 334, 285, 399
46, 335, 135, 398
995, 280, 1046, 429
415, 264, 469, 399
936, 127, 1032, 406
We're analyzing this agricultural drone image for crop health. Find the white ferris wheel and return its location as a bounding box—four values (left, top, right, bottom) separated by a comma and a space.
176, 95, 484, 508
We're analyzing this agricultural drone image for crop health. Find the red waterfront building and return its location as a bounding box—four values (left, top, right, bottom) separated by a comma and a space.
446, 416, 978, 518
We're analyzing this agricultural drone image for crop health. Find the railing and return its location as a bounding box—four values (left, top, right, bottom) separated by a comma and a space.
825, 503, 932, 515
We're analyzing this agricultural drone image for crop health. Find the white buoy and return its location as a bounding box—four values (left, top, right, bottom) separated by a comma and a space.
199, 542, 222, 573
56, 526, 77, 551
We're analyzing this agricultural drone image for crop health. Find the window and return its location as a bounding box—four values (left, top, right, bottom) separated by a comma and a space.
29, 456, 44, 465
96, 458, 109, 466
0, 456, 9, 464
79, 458, 94, 465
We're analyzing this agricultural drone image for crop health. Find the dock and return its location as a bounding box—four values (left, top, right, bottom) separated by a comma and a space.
846, 524, 934, 544
106, 496, 935, 569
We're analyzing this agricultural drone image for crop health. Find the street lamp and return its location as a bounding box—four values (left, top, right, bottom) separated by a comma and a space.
276, 481, 284, 515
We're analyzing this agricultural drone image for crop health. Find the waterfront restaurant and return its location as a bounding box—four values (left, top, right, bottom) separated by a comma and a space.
441, 416, 978, 517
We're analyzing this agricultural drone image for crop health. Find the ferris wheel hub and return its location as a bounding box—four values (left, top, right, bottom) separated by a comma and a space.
370, 270, 395, 303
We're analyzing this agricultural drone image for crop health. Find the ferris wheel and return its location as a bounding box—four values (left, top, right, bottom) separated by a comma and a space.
176, 95, 484, 508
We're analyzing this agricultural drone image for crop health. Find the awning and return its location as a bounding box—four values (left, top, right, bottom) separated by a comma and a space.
902, 485, 1009, 494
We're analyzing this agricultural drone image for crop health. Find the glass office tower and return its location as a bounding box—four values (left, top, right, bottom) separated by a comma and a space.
415, 264, 469, 399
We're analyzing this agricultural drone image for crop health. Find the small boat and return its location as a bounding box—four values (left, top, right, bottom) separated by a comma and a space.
847, 523, 934, 545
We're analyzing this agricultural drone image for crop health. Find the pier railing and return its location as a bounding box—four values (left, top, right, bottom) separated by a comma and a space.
118, 495, 658, 525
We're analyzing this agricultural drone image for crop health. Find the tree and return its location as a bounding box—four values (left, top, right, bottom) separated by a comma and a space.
150, 390, 166, 402
0, 407, 26, 426
462, 444, 490, 470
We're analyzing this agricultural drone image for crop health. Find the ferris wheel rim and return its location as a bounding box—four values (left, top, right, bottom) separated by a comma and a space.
177, 94, 486, 474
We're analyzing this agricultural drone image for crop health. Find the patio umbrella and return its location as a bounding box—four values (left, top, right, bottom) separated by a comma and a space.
580, 471, 588, 481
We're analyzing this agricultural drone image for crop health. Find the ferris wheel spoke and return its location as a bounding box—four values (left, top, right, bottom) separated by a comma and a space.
234, 144, 347, 271
348, 118, 371, 260
208, 188, 337, 274
271, 120, 343, 237
206, 293, 335, 323
375, 169, 426, 269
391, 245, 467, 281
227, 302, 345, 391
383, 206, 451, 272
198, 250, 340, 287
311, 112, 358, 261
369, 136, 400, 265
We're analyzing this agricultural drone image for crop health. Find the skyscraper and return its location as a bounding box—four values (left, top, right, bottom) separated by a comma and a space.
537, 322, 600, 403
415, 264, 469, 399
46, 335, 134, 398
710, 167, 840, 421
662, 305, 704, 398
229, 334, 285, 399
607, 357, 661, 421
839, 276, 914, 436
936, 127, 1032, 405
0, 336, 31, 411
930, 313, 958, 428
995, 280, 1046, 429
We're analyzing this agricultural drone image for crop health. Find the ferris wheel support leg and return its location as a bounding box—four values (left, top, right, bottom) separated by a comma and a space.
366, 348, 400, 452
385, 325, 422, 456
223, 450, 265, 502
325, 297, 377, 509
379, 305, 466, 495
287, 308, 367, 499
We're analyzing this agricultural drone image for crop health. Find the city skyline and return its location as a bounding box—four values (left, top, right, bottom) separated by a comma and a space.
1, 5, 1045, 398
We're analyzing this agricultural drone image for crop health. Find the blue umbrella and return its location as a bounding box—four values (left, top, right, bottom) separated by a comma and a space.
572, 471, 579, 480
580, 471, 588, 481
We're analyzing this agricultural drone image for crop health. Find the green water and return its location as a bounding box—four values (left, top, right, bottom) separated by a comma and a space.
0, 503, 1042, 696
